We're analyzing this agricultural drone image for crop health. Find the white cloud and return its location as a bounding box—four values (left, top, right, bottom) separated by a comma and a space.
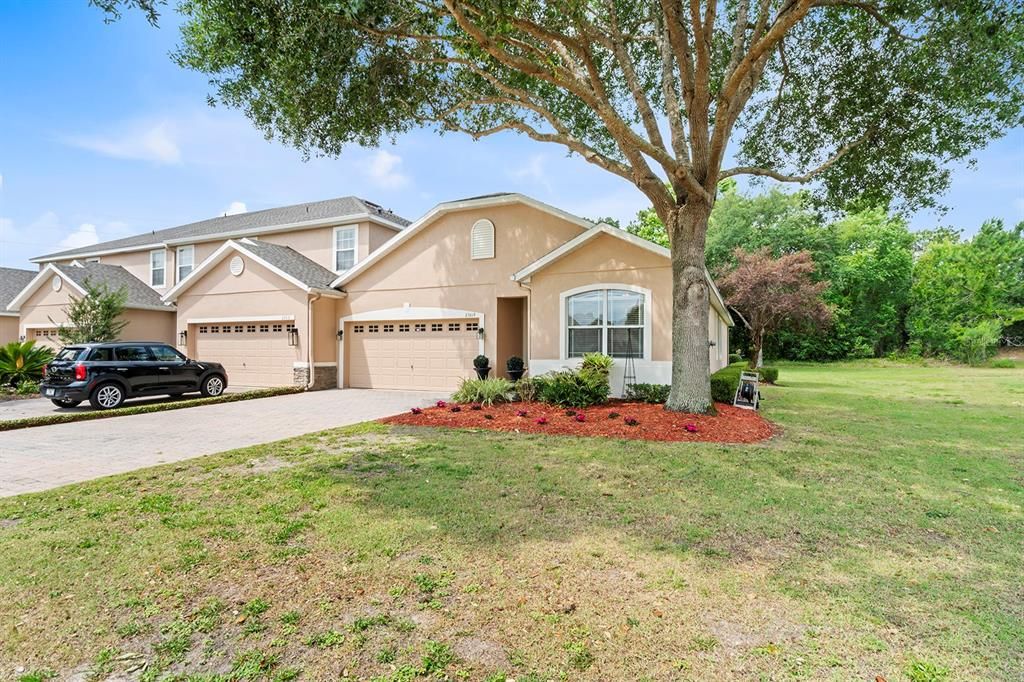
224, 201, 247, 216
59, 223, 100, 249
64, 120, 182, 164
367, 150, 409, 189
509, 154, 552, 191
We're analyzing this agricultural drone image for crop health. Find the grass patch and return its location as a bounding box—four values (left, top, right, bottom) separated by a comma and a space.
0, 362, 1021, 679
0, 386, 304, 431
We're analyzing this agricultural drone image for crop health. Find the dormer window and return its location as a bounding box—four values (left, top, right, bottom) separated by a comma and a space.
334, 226, 357, 272
470, 219, 495, 260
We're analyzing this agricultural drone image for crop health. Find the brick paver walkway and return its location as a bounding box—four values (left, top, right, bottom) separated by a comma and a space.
0, 389, 444, 497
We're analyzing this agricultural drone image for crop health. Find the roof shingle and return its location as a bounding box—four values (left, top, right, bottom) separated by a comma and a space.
54, 263, 171, 310
0, 267, 37, 312
237, 240, 339, 290
36, 196, 410, 261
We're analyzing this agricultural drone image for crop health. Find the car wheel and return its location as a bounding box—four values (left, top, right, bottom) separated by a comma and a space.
89, 382, 125, 410
51, 398, 82, 408
201, 374, 225, 397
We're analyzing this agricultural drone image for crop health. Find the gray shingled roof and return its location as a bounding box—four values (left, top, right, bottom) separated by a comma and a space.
0, 267, 37, 313
54, 263, 171, 310
237, 240, 339, 290
36, 196, 411, 261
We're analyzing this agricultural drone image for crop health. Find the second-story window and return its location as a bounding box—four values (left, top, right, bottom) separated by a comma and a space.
150, 249, 166, 287
177, 245, 195, 282
334, 226, 357, 272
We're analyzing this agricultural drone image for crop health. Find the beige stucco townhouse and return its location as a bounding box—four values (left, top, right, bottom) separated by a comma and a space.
10, 193, 731, 393
0, 267, 37, 344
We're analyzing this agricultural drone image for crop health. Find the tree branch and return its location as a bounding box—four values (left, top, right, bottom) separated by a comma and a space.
718, 130, 873, 182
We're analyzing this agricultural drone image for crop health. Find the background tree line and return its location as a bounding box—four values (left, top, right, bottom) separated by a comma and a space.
619, 181, 1024, 364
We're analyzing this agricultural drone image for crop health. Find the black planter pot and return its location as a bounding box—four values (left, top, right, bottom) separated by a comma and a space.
507, 368, 525, 381
474, 366, 491, 379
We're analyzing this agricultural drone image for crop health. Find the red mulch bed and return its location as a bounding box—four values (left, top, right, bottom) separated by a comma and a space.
381, 400, 774, 443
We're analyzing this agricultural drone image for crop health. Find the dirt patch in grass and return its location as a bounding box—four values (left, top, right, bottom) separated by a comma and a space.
382, 400, 775, 443
222, 456, 295, 476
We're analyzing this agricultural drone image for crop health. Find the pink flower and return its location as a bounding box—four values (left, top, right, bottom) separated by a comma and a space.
535, 417, 548, 425
684, 423, 698, 433
516, 409, 528, 417
436, 400, 447, 408
575, 413, 586, 422
624, 417, 639, 426
410, 407, 423, 414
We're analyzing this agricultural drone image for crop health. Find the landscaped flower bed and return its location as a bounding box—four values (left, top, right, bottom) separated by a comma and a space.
382, 400, 774, 443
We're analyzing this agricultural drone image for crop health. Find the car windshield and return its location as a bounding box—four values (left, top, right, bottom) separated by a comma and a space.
54, 347, 88, 362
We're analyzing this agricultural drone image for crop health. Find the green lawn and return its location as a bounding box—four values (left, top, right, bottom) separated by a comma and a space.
1, 362, 1021, 681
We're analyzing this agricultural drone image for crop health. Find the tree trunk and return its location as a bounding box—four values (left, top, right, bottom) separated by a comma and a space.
665, 202, 715, 414
751, 328, 765, 369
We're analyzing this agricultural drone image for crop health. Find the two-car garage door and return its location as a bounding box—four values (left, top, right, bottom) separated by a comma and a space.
193, 321, 296, 388
347, 319, 479, 391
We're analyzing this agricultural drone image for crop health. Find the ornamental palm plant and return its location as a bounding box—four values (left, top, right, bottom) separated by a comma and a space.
0, 340, 55, 387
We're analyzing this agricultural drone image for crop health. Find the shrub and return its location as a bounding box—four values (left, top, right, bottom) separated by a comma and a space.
0, 341, 54, 387
759, 366, 779, 384
16, 380, 41, 396
580, 352, 614, 374
728, 353, 742, 364
624, 383, 670, 404
473, 354, 490, 369
990, 358, 1016, 368
514, 376, 539, 402
506, 355, 524, 371
451, 378, 514, 406
955, 320, 1002, 365
533, 369, 610, 407
710, 364, 744, 403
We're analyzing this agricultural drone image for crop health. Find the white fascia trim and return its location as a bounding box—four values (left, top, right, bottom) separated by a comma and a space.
21, 322, 62, 329
513, 223, 734, 327
186, 314, 296, 324
558, 283, 653, 362
331, 193, 593, 288
126, 304, 176, 312
31, 243, 162, 264
6, 263, 88, 311
339, 307, 485, 323
161, 240, 333, 302
162, 213, 405, 247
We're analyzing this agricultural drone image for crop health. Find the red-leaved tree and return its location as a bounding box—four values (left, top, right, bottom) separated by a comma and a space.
717, 248, 832, 368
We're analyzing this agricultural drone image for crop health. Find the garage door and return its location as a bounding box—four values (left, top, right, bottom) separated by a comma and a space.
347, 319, 479, 390
29, 328, 61, 349
194, 321, 296, 388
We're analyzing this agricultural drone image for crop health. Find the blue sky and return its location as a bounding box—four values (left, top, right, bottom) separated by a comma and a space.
1, 2, 1022, 269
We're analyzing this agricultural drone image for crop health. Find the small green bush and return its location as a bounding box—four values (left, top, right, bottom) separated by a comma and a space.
16, 380, 41, 396
451, 377, 514, 406
506, 355, 525, 371
759, 366, 779, 383
0, 340, 54, 386
473, 354, 490, 369
728, 353, 742, 364
989, 358, 1016, 368
956, 320, 1001, 365
624, 383, 670, 404
710, 364, 744, 403
579, 352, 614, 374
534, 369, 610, 408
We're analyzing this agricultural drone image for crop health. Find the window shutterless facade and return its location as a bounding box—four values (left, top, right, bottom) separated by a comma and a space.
150, 249, 166, 287
565, 288, 645, 359
334, 226, 357, 272
177, 245, 195, 282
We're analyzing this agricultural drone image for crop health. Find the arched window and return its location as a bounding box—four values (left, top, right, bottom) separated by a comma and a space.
565, 288, 646, 358
470, 219, 495, 260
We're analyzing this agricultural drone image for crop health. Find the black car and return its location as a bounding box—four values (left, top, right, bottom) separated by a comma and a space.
41, 342, 228, 410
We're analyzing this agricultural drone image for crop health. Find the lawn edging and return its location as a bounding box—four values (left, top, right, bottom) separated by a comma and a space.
0, 386, 305, 432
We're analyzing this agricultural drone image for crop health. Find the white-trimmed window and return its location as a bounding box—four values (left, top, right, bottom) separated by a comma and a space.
566, 288, 645, 358
177, 245, 195, 282
470, 219, 495, 260
334, 226, 357, 272
150, 249, 166, 287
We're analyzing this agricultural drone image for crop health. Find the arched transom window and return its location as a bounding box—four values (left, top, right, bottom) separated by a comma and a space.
566, 288, 646, 358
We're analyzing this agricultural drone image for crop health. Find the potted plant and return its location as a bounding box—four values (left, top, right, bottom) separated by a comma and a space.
473, 354, 491, 379
506, 355, 526, 381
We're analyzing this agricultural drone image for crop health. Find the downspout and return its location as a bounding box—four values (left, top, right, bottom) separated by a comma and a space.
306, 292, 322, 390
517, 279, 532, 370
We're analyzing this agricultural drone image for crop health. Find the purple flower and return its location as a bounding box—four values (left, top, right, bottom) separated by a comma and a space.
410, 407, 423, 415
684, 423, 698, 433
575, 413, 586, 423
516, 410, 528, 417
535, 417, 548, 425
624, 417, 639, 426
451, 406, 461, 413
436, 400, 447, 408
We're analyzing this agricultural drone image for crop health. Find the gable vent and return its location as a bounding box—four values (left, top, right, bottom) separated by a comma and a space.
470, 219, 495, 260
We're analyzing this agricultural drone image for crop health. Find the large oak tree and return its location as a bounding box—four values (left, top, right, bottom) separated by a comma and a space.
99, 0, 1024, 412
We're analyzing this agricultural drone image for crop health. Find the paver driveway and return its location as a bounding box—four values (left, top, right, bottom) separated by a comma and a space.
0, 389, 444, 497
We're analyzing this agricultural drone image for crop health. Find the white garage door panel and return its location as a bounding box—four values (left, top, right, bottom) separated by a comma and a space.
347, 319, 477, 391
194, 322, 296, 388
